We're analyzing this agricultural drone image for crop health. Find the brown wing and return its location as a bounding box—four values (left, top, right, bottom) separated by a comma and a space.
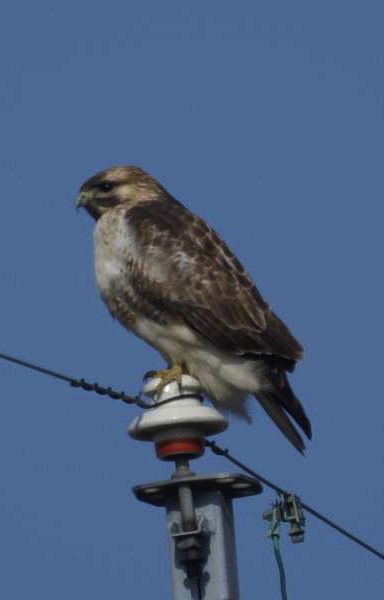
127, 196, 303, 363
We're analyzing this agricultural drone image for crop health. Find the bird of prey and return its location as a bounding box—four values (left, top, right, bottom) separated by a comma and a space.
77, 166, 311, 453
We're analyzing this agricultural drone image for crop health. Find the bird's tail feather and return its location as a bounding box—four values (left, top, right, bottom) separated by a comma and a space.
254, 380, 311, 454
277, 373, 312, 440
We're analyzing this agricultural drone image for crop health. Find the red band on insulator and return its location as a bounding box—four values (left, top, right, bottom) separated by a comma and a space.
156, 438, 204, 460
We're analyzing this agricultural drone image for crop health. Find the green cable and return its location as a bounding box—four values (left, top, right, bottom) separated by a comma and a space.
272, 535, 288, 600
269, 505, 288, 600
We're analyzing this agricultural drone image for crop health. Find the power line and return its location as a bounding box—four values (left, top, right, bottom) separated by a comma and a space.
0, 351, 150, 408
1, 350, 384, 564
205, 439, 384, 563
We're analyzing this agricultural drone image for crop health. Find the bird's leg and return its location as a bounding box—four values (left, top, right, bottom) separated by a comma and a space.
143, 365, 184, 394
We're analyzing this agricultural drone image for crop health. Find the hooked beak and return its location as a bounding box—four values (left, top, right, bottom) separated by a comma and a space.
76, 191, 90, 211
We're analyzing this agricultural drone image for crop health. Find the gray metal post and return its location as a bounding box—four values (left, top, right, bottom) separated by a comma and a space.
167, 485, 244, 599
134, 469, 262, 599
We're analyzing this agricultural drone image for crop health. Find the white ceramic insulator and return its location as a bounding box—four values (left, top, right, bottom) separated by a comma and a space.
128, 375, 228, 442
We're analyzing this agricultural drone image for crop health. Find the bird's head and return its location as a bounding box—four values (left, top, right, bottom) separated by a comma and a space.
76, 165, 164, 220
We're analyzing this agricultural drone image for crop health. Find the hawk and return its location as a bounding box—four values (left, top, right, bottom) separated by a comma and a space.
77, 166, 311, 453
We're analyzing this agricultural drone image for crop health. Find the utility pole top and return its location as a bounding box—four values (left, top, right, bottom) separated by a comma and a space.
128, 374, 262, 599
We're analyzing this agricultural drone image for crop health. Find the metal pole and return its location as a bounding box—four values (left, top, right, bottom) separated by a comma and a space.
174, 457, 198, 532
134, 470, 262, 600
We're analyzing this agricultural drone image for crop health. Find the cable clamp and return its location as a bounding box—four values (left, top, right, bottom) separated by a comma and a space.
263, 492, 305, 543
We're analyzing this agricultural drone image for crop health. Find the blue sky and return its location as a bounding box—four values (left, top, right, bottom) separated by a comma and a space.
1, 1, 383, 598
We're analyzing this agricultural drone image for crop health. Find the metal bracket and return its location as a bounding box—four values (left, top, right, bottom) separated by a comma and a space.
133, 472, 263, 506
169, 517, 210, 581
263, 492, 305, 543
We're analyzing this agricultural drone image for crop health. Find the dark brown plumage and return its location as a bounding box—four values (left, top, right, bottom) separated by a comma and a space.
77, 165, 311, 453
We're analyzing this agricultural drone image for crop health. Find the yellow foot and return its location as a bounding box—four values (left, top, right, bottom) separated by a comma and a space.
144, 366, 184, 394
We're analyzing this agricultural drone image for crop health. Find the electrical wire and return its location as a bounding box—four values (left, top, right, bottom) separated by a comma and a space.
267, 503, 288, 600
0, 351, 150, 408
205, 440, 384, 563
196, 578, 203, 600
1, 350, 384, 564
272, 536, 288, 600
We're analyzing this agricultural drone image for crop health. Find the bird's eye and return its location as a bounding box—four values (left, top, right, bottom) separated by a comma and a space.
98, 181, 115, 193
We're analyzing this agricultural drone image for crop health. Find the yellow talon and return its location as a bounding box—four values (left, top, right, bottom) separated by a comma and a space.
150, 365, 184, 394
